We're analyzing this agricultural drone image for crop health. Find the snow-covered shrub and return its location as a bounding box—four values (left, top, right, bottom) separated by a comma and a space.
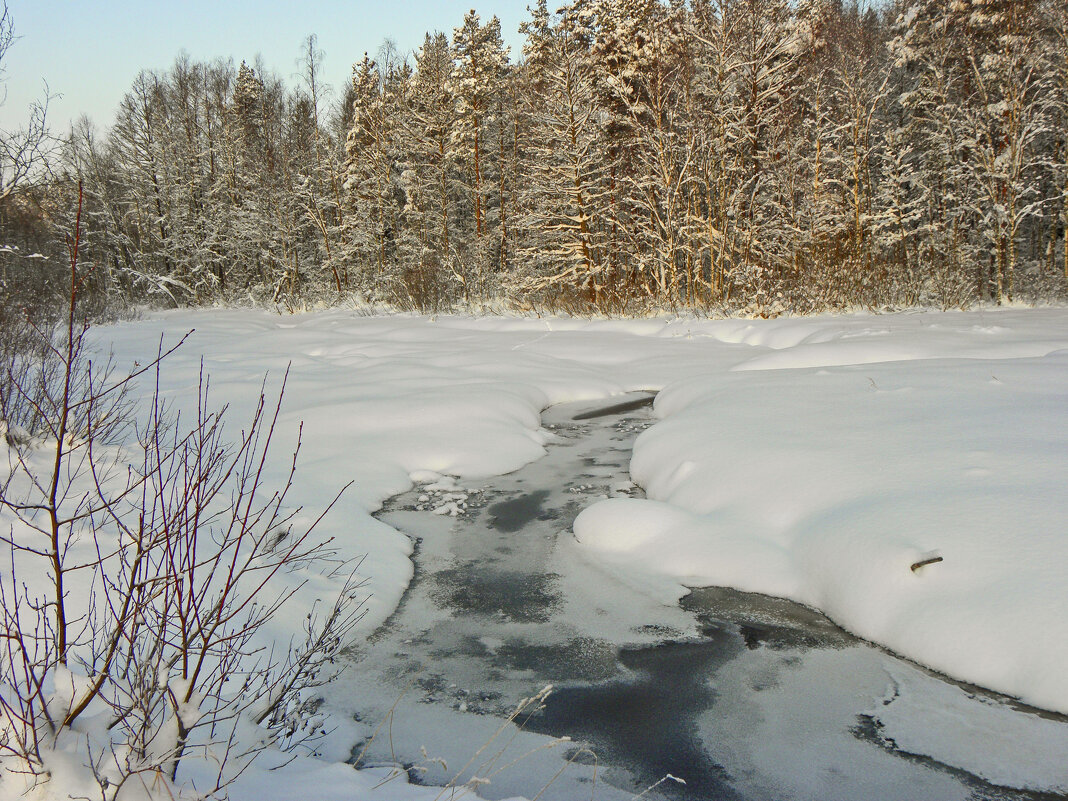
0, 197, 364, 799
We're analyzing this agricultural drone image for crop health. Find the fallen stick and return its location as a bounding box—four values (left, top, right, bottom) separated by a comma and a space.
910, 556, 943, 573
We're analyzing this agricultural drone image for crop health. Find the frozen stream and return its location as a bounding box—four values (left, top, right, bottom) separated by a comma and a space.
337, 393, 1066, 801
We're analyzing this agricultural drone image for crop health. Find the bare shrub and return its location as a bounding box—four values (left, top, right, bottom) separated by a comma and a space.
0, 187, 364, 798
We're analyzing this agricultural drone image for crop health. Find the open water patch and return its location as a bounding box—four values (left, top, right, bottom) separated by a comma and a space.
526, 633, 743, 800
488, 490, 552, 532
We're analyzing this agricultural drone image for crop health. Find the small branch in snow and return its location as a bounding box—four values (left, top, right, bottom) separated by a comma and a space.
910, 555, 943, 573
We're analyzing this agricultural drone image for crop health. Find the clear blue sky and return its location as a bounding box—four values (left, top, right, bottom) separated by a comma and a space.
0, 0, 530, 132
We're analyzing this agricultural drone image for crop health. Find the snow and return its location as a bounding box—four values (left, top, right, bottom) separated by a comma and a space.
4, 306, 1068, 799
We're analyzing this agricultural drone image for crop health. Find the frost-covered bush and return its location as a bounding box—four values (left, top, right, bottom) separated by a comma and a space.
0, 204, 364, 799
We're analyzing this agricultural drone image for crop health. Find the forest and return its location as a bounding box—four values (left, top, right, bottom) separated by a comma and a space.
3, 0, 1068, 319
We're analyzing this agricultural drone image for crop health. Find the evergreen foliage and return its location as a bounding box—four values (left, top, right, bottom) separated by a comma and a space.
5, 0, 1068, 315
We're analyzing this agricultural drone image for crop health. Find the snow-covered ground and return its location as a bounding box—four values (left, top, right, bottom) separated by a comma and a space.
5, 306, 1067, 799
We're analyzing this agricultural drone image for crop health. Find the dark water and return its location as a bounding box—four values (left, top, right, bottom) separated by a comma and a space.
487, 489, 552, 532
527, 634, 743, 800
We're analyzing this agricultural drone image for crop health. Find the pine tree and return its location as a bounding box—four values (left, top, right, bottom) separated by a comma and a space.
516, 1, 609, 308
725, 0, 803, 311
451, 10, 511, 302
887, 0, 980, 305
956, 0, 1050, 302
401, 32, 460, 309
227, 60, 275, 291
794, 1, 892, 307
341, 54, 402, 299
688, 0, 746, 305
627, 0, 698, 307
584, 0, 655, 298
1048, 0, 1068, 288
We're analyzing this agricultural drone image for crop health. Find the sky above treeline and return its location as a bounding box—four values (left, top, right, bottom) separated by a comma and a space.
0, 0, 529, 132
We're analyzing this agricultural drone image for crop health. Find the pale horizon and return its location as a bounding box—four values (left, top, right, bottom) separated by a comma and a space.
0, 0, 529, 133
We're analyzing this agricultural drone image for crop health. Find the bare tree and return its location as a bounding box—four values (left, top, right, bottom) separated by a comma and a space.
0, 1, 54, 202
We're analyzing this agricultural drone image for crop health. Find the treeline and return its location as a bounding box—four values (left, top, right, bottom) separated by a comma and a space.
4, 0, 1068, 316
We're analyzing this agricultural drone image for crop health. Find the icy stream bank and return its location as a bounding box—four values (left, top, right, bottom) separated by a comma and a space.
333, 394, 1067, 801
